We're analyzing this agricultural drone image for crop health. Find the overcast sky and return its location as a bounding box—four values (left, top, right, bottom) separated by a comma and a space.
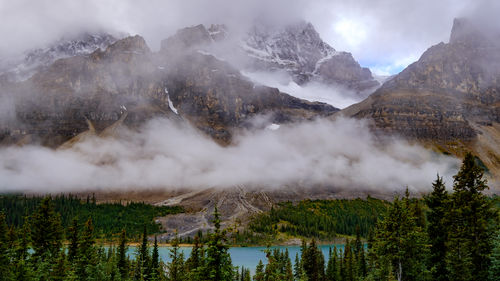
0, 0, 497, 75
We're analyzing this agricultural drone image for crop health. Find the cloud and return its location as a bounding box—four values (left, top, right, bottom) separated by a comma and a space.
0, 117, 459, 193
242, 70, 363, 109
1, 0, 498, 75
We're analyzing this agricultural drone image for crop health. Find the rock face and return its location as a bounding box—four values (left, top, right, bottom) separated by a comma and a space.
242, 21, 379, 92
342, 18, 500, 180
0, 32, 117, 82
160, 21, 379, 94
1, 31, 337, 147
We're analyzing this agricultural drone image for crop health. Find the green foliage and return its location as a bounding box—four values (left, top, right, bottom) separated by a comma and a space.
247, 197, 389, 242
0, 194, 183, 239
203, 206, 234, 281
446, 152, 496, 281
490, 231, 500, 281
424, 175, 449, 281
30, 197, 63, 260
368, 193, 430, 281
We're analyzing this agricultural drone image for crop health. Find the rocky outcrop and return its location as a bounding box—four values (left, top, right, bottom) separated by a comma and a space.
241, 21, 379, 92
341, 18, 500, 180
0, 32, 118, 82
159, 22, 379, 95
1, 33, 337, 147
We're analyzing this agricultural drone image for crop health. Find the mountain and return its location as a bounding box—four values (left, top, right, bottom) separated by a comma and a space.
341, 18, 500, 182
242, 21, 379, 93
161, 21, 379, 96
0, 32, 337, 147
0, 32, 118, 82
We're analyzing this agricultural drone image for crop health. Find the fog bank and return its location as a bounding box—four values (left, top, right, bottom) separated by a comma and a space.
0, 117, 459, 193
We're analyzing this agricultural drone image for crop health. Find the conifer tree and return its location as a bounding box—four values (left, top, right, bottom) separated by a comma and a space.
204, 205, 233, 281
151, 235, 160, 279
302, 239, 325, 281
77, 217, 96, 281
370, 195, 429, 281
30, 197, 63, 260
68, 218, 79, 263
254, 260, 265, 281
326, 246, 338, 281
167, 232, 185, 281
446, 153, 495, 281
117, 229, 129, 279
425, 174, 449, 281
0, 212, 13, 281
136, 225, 151, 280
489, 230, 500, 281
293, 253, 305, 281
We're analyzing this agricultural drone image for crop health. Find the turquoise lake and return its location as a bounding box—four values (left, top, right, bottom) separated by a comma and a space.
126, 244, 345, 273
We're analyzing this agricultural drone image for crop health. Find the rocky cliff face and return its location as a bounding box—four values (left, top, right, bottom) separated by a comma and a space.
160, 22, 379, 95
242, 21, 379, 92
0, 32, 118, 82
341, 18, 500, 180
1, 31, 337, 147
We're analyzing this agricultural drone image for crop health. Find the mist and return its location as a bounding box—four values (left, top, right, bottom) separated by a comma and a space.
1, 0, 498, 75
0, 117, 459, 193
242, 70, 367, 109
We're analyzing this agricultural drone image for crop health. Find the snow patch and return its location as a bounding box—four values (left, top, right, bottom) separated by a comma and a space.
165, 88, 178, 115
266, 124, 280, 130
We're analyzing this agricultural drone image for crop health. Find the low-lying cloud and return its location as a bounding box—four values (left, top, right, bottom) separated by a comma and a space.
242, 70, 366, 109
0, 117, 459, 193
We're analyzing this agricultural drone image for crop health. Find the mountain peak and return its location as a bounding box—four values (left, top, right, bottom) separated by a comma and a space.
448, 17, 499, 47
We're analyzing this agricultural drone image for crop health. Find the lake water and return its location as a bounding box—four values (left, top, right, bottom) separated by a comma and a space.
126, 244, 345, 273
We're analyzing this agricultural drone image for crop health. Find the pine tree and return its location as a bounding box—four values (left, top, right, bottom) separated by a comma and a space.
52, 251, 67, 281
136, 225, 151, 280
326, 246, 338, 281
117, 229, 129, 280
241, 266, 251, 281
30, 197, 63, 260
425, 174, 449, 281
167, 232, 185, 281
204, 205, 233, 281
253, 260, 264, 281
284, 249, 294, 281
77, 217, 96, 281
68, 218, 79, 263
302, 239, 325, 281
489, 230, 500, 281
293, 253, 304, 281
0, 212, 13, 281
446, 153, 495, 281
151, 235, 160, 279
370, 195, 429, 281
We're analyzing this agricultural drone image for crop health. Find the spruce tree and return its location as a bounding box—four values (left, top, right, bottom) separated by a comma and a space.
302, 239, 325, 281
0, 212, 13, 281
370, 195, 429, 281
167, 232, 185, 281
425, 174, 449, 281
204, 205, 233, 281
68, 218, 79, 263
30, 197, 63, 260
446, 153, 495, 281
77, 217, 96, 281
326, 246, 338, 281
293, 253, 304, 281
489, 230, 500, 281
151, 235, 160, 278
136, 225, 151, 280
117, 229, 129, 279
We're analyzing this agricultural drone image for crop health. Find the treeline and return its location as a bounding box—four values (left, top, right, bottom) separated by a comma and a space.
248, 197, 389, 240
0, 152, 498, 281
0, 194, 183, 239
